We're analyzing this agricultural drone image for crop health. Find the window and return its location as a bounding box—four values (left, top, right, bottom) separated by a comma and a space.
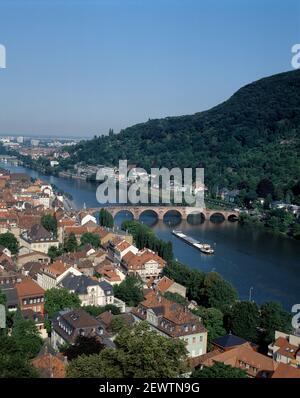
199, 336, 203, 342
192, 337, 196, 344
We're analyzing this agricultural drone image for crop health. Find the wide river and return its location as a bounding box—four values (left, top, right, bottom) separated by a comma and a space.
2, 162, 300, 310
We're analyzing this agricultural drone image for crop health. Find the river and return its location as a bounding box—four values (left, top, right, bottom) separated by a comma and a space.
1, 161, 300, 310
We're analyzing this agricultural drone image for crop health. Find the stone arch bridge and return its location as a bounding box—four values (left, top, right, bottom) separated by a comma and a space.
86, 206, 239, 222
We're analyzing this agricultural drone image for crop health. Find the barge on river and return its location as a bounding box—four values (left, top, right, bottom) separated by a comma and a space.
172, 230, 214, 254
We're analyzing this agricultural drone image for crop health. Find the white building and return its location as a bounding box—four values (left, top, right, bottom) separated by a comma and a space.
59, 273, 125, 312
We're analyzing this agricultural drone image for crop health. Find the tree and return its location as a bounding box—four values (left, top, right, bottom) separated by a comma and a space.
67, 322, 188, 378
11, 310, 43, 359
256, 178, 275, 199
44, 288, 81, 332
186, 268, 205, 304
41, 214, 57, 237
63, 233, 78, 253
200, 272, 238, 313
99, 208, 114, 228
0, 288, 6, 305
0, 232, 19, 255
292, 221, 300, 239
83, 304, 120, 317
61, 335, 105, 361
121, 220, 173, 262
108, 316, 126, 334
191, 362, 247, 378
228, 301, 260, 343
163, 291, 187, 305
194, 307, 226, 347
113, 276, 144, 307
80, 232, 101, 248
260, 301, 292, 346
48, 245, 62, 262
0, 335, 39, 378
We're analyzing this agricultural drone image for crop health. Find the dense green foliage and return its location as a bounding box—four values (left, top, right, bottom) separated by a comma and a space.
227, 300, 292, 346
58, 70, 300, 200
162, 261, 238, 313
113, 276, 144, 307
240, 207, 300, 238
191, 362, 248, 378
67, 322, 188, 378
0, 288, 6, 306
63, 232, 78, 253
48, 245, 63, 261
99, 208, 114, 228
0, 311, 42, 378
44, 288, 81, 332
259, 301, 292, 346
163, 291, 187, 305
11, 310, 43, 358
61, 336, 105, 361
0, 232, 19, 255
41, 214, 57, 237
193, 307, 226, 347
121, 220, 173, 262
108, 316, 127, 334
80, 232, 101, 248
227, 301, 260, 343
83, 304, 120, 317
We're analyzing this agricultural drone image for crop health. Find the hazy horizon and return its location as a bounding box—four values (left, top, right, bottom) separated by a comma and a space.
0, 0, 299, 137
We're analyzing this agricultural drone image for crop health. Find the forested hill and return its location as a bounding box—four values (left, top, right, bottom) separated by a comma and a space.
63, 69, 300, 192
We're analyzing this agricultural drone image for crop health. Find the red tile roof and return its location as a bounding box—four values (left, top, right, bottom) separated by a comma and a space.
123, 249, 166, 271
199, 343, 277, 378
15, 277, 45, 298
32, 354, 66, 378
156, 276, 175, 292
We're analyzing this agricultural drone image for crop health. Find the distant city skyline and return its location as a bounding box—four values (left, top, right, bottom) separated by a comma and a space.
0, 0, 299, 137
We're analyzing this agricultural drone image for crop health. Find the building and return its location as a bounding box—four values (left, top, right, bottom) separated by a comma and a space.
78, 212, 97, 226
268, 331, 300, 368
20, 224, 59, 254
107, 239, 138, 264
16, 251, 50, 269
155, 276, 187, 298
31, 345, 67, 378
59, 273, 125, 312
212, 333, 258, 352
15, 277, 45, 313
122, 248, 166, 280
51, 308, 107, 350
131, 291, 207, 358
1, 284, 19, 311
37, 260, 81, 290
22, 309, 48, 338
195, 341, 300, 378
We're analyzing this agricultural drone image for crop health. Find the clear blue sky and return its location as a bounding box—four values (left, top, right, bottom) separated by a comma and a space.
0, 0, 299, 137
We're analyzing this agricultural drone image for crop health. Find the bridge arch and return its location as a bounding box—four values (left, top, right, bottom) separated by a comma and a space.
138, 209, 159, 226
187, 210, 205, 225
113, 209, 135, 223
163, 209, 182, 226
228, 213, 239, 222
209, 212, 226, 223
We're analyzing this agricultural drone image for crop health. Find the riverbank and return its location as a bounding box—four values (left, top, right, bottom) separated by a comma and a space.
1, 160, 300, 309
